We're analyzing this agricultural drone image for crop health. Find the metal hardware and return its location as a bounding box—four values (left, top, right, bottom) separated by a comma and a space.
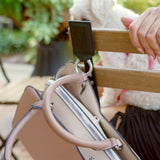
80, 82, 86, 95
75, 59, 93, 76
46, 79, 54, 86
50, 102, 54, 111
94, 116, 100, 123
115, 139, 123, 151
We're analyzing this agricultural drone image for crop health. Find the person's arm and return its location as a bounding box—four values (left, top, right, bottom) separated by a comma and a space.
121, 7, 160, 63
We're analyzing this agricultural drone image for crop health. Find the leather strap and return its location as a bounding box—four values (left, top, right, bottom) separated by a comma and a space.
4, 101, 42, 160
69, 21, 95, 61
43, 73, 120, 150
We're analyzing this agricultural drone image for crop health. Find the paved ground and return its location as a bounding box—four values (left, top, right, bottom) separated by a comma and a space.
0, 62, 34, 84
0, 57, 34, 159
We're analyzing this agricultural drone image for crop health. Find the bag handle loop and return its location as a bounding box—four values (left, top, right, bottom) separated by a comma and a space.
4, 101, 42, 160
43, 73, 121, 150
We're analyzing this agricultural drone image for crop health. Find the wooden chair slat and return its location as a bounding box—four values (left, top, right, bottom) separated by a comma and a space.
94, 66, 160, 93
93, 29, 141, 53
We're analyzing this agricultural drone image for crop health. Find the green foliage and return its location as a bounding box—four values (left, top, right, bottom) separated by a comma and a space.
0, 0, 22, 22
0, 0, 73, 44
118, 0, 160, 14
24, 47, 37, 64
0, 29, 31, 55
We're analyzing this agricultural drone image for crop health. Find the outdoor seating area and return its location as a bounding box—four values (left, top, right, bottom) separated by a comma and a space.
0, 0, 160, 160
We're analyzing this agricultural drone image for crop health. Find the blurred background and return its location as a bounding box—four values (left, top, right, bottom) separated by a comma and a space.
0, 0, 160, 83
0, 0, 160, 79
0, 0, 160, 159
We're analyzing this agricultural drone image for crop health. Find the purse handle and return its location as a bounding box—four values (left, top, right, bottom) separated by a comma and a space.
5, 73, 121, 160
43, 73, 121, 150
4, 101, 42, 160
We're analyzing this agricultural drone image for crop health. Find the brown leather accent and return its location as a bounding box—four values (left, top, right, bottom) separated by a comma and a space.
13, 86, 82, 160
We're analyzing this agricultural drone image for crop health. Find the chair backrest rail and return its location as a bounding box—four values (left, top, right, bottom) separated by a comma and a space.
93, 29, 141, 53
94, 66, 160, 93
70, 27, 160, 93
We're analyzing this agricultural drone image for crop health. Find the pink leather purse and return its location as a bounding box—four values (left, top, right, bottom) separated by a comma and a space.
4, 62, 140, 160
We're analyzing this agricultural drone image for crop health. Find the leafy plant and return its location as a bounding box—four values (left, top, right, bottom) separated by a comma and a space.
0, 29, 31, 55
118, 0, 160, 14
0, 0, 73, 44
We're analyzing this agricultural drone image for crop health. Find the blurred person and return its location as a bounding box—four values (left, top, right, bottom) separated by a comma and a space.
109, 7, 160, 160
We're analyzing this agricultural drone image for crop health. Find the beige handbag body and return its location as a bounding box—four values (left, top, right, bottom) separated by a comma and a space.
11, 85, 82, 160
5, 62, 140, 160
